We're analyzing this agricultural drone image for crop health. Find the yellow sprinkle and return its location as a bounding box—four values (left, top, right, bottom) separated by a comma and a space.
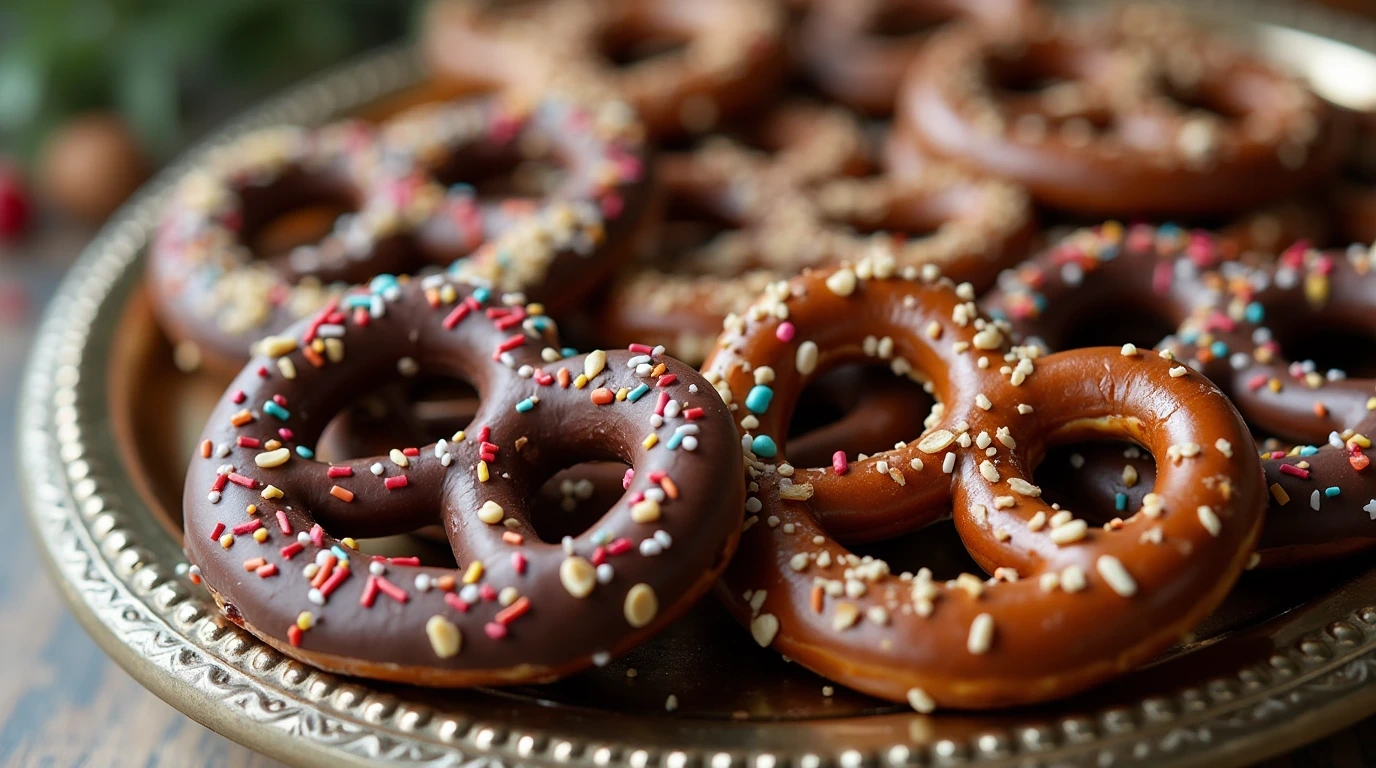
311, 338, 325, 354
1367, 397, 1376, 411
260, 484, 283, 500
462, 561, 484, 584
277, 357, 297, 380
1304, 272, 1329, 305
246, 504, 258, 516
1270, 483, 1290, 506
1350, 433, 1372, 449
219, 533, 235, 549
439, 284, 457, 304
527, 303, 544, 316
631, 499, 661, 523
574, 373, 589, 389
616, 387, 630, 401
323, 338, 344, 363
478, 460, 490, 483
252, 528, 269, 543
452, 430, 466, 442
341, 537, 357, 549
254, 447, 291, 468
264, 439, 281, 451
260, 336, 297, 357
389, 448, 409, 468
642, 433, 659, 449
1267, 378, 1281, 393
296, 611, 314, 631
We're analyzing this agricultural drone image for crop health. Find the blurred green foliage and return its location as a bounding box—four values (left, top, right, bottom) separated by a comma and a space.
0, 0, 421, 161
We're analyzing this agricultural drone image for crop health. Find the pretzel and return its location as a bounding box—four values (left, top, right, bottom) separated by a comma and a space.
182, 275, 743, 685
600, 111, 1034, 360
984, 225, 1376, 567
422, 0, 786, 138
801, 0, 1035, 114
896, 5, 1346, 216
701, 258, 1264, 709
149, 91, 649, 370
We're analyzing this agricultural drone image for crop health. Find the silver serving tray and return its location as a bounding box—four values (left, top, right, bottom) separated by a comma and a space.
20, 2, 1376, 766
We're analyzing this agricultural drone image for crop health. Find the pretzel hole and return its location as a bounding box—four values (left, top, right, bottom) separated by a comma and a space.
1034, 440, 1156, 526
1265, 321, 1376, 380
598, 26, 691, 69
316, 378, 481, 464
1161, 78, 1255, 124
428, 136, 569, 201
988, 48, 1114, 132
239, 177, 361, 259
1039, 300, 1178, 352
866, 3, 960, 40
786, 363, 935, 467
526, 460, 634, 543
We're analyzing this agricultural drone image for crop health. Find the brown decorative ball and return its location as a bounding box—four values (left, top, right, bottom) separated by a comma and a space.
38, 113, 149, 223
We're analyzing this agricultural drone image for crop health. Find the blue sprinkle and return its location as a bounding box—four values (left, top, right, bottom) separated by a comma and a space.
987, 308, 1008, 322
1033, 294, 1048, 313
1299, 445, 1320, 457
263, 401, 290, 421
449, 182, 476, 197
295, 446, 315, 459
745, 385, 774, 414
561, 347, 578, 358
344, 294, 372, 309
1325, 486, 1341, 497
1115, 492, 1127, 512
1159, 222, 1182, 237
515, 397, 536, 413
627, 383, 650, 403
1244, 302, 1264, 324
666, 432, 684, 450
472, 287, 490, 303
751, 435, 778, 458
1210, 341, 1229, 358
1180, 329, 1200, 344
528, 316, 552, 330
331, 545, 350, 562
369, 274, 398, 294
591, 530, 610, 546
1099, 244, 1120, 261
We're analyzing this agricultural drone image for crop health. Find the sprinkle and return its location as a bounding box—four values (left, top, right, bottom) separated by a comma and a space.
260, 485, 283, 500
942, 452, 956, 473
1270, 483, 1290, 505
230, 410, 255, 427
1278, 464, 1310, 479
627, 383, 650, 402
907, 688, 936, 714
624, 583, 658, 627
776, 322, 795, 342
254, 448, 291, 468
1120, 343, 1137, 356
384, 475, 409, 490
967, 613, 995, 655
656, 374, 678, 388
745, 385, 774, 414
232, 519, 262, 536
462, 561, 484, 584
1097, 555, 1137, 597
591, 387, 614, 405
276, 358, 297, 380
825, 268, 857, 296
477, 461, 490, 482
426, 616, 462, 658
631, 499, 661, 523
209, 522, 225, 541
329, 485, 354, 502
1049, 519, 1088, 545
796, 341, 819, 375
832, 452, 848, 476
1169, 366, 1187, 378
751, 435, 778, 458
560, 556, 597, 597
584, 349, 607, 379
478, 500, 504, 524
1197, 506, 1222, 537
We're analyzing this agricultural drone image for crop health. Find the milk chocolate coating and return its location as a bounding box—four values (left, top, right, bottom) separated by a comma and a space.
703, 263, 1264, 709
184, 277, 743, 685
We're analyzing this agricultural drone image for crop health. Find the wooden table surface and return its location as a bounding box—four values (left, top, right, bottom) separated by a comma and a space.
0, 233, 1370, 768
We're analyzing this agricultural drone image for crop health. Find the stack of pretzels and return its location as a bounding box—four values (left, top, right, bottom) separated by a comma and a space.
155, 0, 1376, 713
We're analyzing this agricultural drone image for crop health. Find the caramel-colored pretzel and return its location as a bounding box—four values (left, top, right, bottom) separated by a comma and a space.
801, 0, 1036, 115
423, 0, 786, 138
149, 91, 649, 371
701, 258, 1264, 709
183, 275, 743, 685
896, 5, 1346, 217
601, 111, 1034, 360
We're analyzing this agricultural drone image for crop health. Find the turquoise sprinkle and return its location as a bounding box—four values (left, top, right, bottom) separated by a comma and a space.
1033, 294, 1048, 313
1300, 445, 1320, 457
331, 545, 350, 562
497, 251, 512, 267
344, 294, 372, 309
751, 435, 778, 458
515, 397, 536, 413
369, 274, 398, 293
1210, 341, 1229, 358
745, 385, 774, 414
263, 401, 290, 421
450, 182, 476, 196
1099, 244, 1120, 260
1180, 329, 1200, 344
529, 316, 552, 330
666, 432, 684, 450
592, 530, 610, 546
1244, 302, 1264, 324
1325, 486, 1341, 497
1115, 493, 1127, 512
561, 347, 578, 358
295, 446, 314, 459
472, 287, 490, 303
627, 383, 650, 402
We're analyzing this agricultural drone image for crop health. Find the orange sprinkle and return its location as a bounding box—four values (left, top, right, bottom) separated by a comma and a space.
557, 368, 571, 388
810, 585, 824, 614
302, 345, 325, 368
424, 287, 440, 307
590, 387, 614, 405
1269, 483, 1290, 506
329, 485, 355, 503
436, 575, 456, 592
199, 439, 213, 459
230, 409, 254, 427
1314, 401, 1328, 418
1267, 378, 1282, 393
243, 557, 266, 572
660, 476, 679, 500
1352, 453, 1371, 471
651, 362, 666, 377
502, 531, 524, 545
311, 555, 336, 588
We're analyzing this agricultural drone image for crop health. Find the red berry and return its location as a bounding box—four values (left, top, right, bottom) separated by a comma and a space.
0, 164, 31, 242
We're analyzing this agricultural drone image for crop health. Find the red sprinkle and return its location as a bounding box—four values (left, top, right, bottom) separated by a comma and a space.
236, 436, 261, 448
1278, 464, 1310, 479
656, 374, 677, 388
1247, 374, 1269, 392
374, 576, 409, 603
231, 390, 247, 405
288, 625, 303, 647
209, 522, 226, 541
512, 552, 527, 573
360, 575, 380, 608
278, 428, 294, 441
256, 563, 278, 578
484, 622, 507, 639
480, 584, 498, 602
480, 441, 500, 454
276, 510, 292, 535
227, 473, 258, 489
655, 391, 670, 416
607, 538, 633, 556
591, 546, 607, 566
684, 407, 704, 420
495, 596, 531, 625
280, 542, 304, 559
478, 426, 491, 443
443, 303, 472, 330
211, 474, 229, 493
832, 451, 849, 476
494, 334, 526, 359
318, 567, 349, 598
384, 475, 409, 490
388, 556, 421, 566
327, 466, 353, 478
232, 519, 263, 536
402, 447, 420, 457
444, 593, 470, 612
629, 343, 654, 354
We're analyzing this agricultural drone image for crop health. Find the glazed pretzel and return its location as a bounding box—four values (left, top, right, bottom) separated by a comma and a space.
983, 225, 1376, 566
423, 0, 786, 138
601, 110, 1034, 360
183, 275, 743, 685
897, 5, 1345, 216
702, 257, 1264, 709
149, 91, 649, 370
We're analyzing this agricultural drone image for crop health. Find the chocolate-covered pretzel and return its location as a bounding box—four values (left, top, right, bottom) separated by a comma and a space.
897, 5, 1346, 217
149, 91, 649, 370
183, 274, 743, 685
702, 258, 1264, 709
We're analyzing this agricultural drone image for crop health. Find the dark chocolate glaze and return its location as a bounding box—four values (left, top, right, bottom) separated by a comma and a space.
183, 276, 744, 685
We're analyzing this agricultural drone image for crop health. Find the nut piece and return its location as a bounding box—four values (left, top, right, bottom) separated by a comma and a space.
624, 583, 658, 627
560, 556, 597, 598
425, 615, 462, 658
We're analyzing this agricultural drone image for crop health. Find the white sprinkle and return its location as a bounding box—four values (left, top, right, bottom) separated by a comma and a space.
1197, 505, 1222, 537
1097, 555, 1137, 597
906, 688, 936, 714
967, 613, 995, 654
942, 452, 956, 473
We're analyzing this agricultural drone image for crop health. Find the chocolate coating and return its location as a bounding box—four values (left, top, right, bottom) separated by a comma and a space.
183, 276, 743, 685
702, 260, 1264, 709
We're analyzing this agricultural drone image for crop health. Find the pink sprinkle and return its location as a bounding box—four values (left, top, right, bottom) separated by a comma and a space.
272, 394, 287, 406
1247, 374, 1269, 392
1278, 464, 1310, 479
231, 390, 246, 405
622, 468, 635, 489
607, 538, 633, 556
654, 391, 670, 416
776, 322, 795, 342
684, 407, 704, 420
629, 343, 654, 354
310, 524, 325, 547
327, 466, 353, 478
232, 519, 263, 536
445, 593, 470, 612
280, 542, 304, 559
832, 451, 848, 476
227, 473, 257, 489
256, 366, 269, 378
484, 622, 507, 639
384, 475, 409, 490
276, 510, 292, 535
278, 428, 294, 441
656, 374, 677, 388
628, 491, 644, 505
209, 522, 225, 541
512, 552, 527, 574
480, 584, 498, 602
